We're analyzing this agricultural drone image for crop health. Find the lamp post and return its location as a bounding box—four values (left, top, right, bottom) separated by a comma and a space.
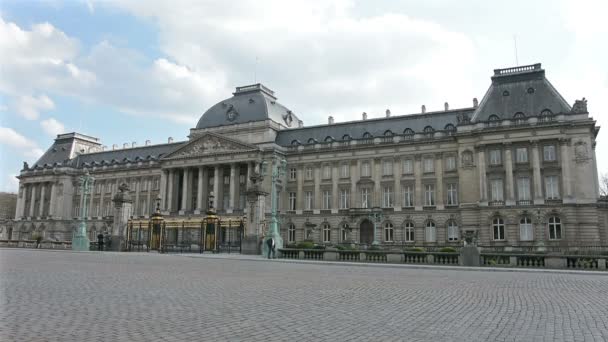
204, 191, 220, 253
150, 195, 164, 253
368, 206, 383, 246
73, 170, 94, 251
261, 156, 287, 256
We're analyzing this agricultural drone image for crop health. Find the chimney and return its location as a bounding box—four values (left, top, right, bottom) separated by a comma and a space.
421, 105, 426, 114
123, 143, 129, 149
298, 120, 304, 128
145, 140, 151, 146
168, 137, 174, 143
385, 109, 391, 117
328, 116, 334, 125
362, 112, 368, 120
131, 141, 137, 148
112, 144, 118, 150
444, 102, 449, 111
473, 98, 479, 108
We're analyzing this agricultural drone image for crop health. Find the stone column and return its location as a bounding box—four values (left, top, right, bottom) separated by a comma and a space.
560, 138, 573, 202
202, 167, 209, 212
435, 154, 444, 209
373, 159, 381, 207
145, 178, 152, 216
134, 178, 141, 216
313, 164, 321, 212
49, 182, 57, 218
414, 156, 422, 210
99, 181, 105, 216
38, 183, 46, 217
351, 161, 358, 208
166, 169, 174, 212
180, 168, 189, 214
159, 170, 167, 210
15, 184, 24, 219
29, 183, 36, 217
504, 143, 515, 205
393, 157, 401, 210
195, 167, 204, 214
213, 166, 220, 210
296, 164, 304, 212
88, 180, 95, 218
331, 162, 339, 213
228, 163, 237, 213
477, 147, 487, 203
531, 141, 544, 204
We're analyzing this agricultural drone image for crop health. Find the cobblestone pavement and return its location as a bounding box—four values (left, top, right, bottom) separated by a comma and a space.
1, 249, 607, 342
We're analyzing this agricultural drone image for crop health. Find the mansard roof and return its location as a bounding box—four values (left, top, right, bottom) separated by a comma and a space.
195, 84, 301, 130
471, 63, 571, 122
73, 142, 183, 168
275, 108, 473, 146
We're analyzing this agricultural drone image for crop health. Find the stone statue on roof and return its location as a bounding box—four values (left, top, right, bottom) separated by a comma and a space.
571, 98, 588, 114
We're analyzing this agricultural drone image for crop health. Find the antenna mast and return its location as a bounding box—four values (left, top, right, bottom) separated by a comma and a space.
513, 35, 519, 66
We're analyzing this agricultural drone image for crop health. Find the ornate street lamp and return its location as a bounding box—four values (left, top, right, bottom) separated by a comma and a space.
369, 206, 383, 246
203, 191, 220, 253
260, 156, 287, 256
150, 195, 164, 253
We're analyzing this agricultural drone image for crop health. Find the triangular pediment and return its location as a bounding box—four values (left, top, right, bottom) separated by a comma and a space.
163, 132, 258, 159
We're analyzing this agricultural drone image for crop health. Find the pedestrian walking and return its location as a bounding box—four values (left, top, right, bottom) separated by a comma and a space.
97, 233, 104, 251
266, 237, 276, 259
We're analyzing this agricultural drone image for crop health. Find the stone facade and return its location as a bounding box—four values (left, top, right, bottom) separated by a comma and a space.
11, 64, 608, 248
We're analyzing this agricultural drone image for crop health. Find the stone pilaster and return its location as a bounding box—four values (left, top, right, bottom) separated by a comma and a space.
228, 163, 237, 213
477, 146, 487, 204
29, 183, 36, 218
393, 157, 401, 210
195, 167, 204, 214
414, 155, 422, 210
560, 138, 573, 202
159, 170, 167, 210
435, 154, 444, 209
180, 168, 189, 214
166, 169, 174, 213
531, 141, 544, 204
213, 166, 220, 210
331, 162, 339, 213
38, 183, 46, 218
504, 143, 515, 205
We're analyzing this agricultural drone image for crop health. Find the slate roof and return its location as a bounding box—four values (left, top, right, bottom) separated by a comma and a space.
73, 142, 184, 167
275, 108, 473, 146
471, 63, 571, 122
196, 84, 301, 129
34, 139, 76, 167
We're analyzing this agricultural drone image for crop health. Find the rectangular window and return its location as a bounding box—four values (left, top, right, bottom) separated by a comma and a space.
288, 192, 297, 210
517, 177, 531, 201
323, 165, 331, 179
382, 186, 393, 207
543, 145, 556, 161
447, 224, 459, 241
305, 191, 313, 210
361, 162, 371, 177
223, 175, 230, 185
402, 159, 413, 174
289, 168, 297, 180
423, 158, 434, 173
493, 224, 505, 240
305, 167, 313, 180
489, 149, 502, 165
516, 148, 528, 163
288, 225, 296, 243
339, 189, 350, 209
446, 183, 458, 205
323, 225, 331, 243
445, 156, 456, 171
424, 184, 435, 206
361, 188, 370, 208
404, 225, 415, 242
322, 190, 331, 209
402, 185, 414, 207
520, 218, 533, 241
490, 179, 504, 201
340, 163, 350, 178
239, 174, 246, 184
545, 176, 560, 199
382, 160, 393, 176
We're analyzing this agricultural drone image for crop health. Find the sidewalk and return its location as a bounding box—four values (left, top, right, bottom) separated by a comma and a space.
178, 251, 608, 276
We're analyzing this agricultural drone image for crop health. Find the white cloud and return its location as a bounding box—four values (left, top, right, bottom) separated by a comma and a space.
13, 94, 55, 120
0, 126, 44, 159
40, 117, 65, 137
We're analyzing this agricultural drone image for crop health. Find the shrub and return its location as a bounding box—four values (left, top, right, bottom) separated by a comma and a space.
368, 245, 382, 251
404, 247, 424, 252
296, 241, 315, 249
439, 247, 457, 253
313, 245, 326, 250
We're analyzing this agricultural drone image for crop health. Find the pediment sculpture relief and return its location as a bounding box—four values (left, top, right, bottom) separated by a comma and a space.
175, 135, 251, 158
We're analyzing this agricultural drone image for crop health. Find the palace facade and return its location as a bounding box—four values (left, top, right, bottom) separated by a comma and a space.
8, 63, 608, 250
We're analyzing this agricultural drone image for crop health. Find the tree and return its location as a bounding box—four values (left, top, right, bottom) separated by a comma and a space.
600, 173, 608, 198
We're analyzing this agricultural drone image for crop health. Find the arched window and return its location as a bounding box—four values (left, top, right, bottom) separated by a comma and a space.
425, 221, 436, 242
488, 115, 501, 127
291, 140, 301, 146
548, 216, 562, 240
340, 222, 349, 242
384, 222, 394, 242
444, 124, 456, 135
403, 128, 415, 140
322, 223, 331, 243
362, 132, 373, 139
342, 134, 352, 141
404, 222, 415, 242
447, 221, 459, 242
324, 136, 334, 143
539, 109, 554, 122
423, 126, 434, 138
492, 217, 505, 240
513, 112, 526, 125
384, 130, 393, 136
307, 138, 317, 144
288, 223, 296, 243
519, 217, 533, 241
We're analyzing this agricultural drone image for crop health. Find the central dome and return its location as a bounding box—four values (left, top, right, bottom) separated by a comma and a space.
195, 84, 300, 129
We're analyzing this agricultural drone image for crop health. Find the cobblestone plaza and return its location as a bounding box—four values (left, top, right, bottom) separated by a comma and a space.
1, 249, 607, 341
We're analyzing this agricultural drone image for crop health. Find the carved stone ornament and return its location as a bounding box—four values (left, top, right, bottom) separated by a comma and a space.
283, 110, 294, 127
571, 98, 588, 114
176, 135, 248, 158
574, 141, 589, 162
225, 104, 239, 122
456, 112, 470, 124
461, 150, 474, 167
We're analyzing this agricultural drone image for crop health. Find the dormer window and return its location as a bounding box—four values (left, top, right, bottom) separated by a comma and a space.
444, 124, 456, 135
307, 138, 317, 145
291, 140, 301, 146
324, 136, 334, 143
342, 134, 351, 141
539, 109, 554, 122
423, 126, 434, 138
513, 112, 526, 125
488, 115, 501, 127
403, 128, 414, 140
362, 132, 373, 139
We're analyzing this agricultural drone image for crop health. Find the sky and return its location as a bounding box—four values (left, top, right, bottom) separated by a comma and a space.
0, 0, 607, 192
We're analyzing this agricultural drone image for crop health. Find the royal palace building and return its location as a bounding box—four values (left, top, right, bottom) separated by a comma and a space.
8, 63, 608, 251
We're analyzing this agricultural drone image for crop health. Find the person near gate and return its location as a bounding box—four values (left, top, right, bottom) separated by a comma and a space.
97, 233, 104, 251
266, 237, 276, 259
